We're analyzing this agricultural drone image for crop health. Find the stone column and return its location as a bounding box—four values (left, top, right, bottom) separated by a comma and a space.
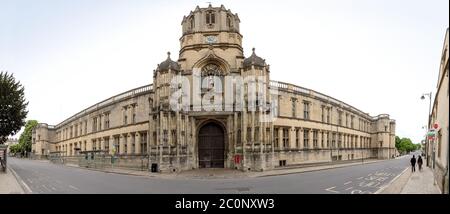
251, 111, 255, 144
259, 115, 263, 153
168, 112, 171, 146
99, 138, 104, 151
88, 140, 93, 151
318, 130, 322, 149
289, 127, 295, 149
357, 136, 360, 148
135, 132, 141, 154
234, 112, 238, 154
298, 128, 304, 150
308, 129, 313, 149
243, 109, 247, 145
109, 136, 114, 155
352, 135, 355, 148
350, 135, 353, 148
270, 122, 274, 154
127, 133, 133, 154
343, 134, 346, 148
348, 135, 351, 148
119, 135, 125, 155
192, 117, 197, 168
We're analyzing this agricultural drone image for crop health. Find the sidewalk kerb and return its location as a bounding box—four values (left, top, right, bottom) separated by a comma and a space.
374, 167, 408, 194
64, 164, 151, 177
254, 160, 382, 178
8, 167, 32, 194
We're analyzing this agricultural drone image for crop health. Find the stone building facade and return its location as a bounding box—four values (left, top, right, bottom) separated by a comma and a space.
427, 28, 449, 194
32, 5, 396, 172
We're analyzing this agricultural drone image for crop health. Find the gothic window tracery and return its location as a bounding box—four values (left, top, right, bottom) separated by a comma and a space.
201, 63, 224, 92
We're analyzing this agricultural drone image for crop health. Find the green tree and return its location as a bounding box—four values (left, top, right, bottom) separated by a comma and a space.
18, 120, 38, 155
395, 136, 401, 150
9, 144, 21, 154
0, 71, 28, 144
394, 137, 417, 154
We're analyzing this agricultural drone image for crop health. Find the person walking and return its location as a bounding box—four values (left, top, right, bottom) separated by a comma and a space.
410, 155, 416, 172
417, 155, 423, 171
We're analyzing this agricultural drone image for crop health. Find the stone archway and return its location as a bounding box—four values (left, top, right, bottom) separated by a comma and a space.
198, 122, 225, 168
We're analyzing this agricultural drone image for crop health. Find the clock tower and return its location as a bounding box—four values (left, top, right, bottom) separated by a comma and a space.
151, 4, 272, 172
178, 4, 244, 74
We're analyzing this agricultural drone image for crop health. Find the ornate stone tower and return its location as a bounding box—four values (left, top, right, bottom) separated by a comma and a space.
149, 4, 275, 172
178, 4, 243, 74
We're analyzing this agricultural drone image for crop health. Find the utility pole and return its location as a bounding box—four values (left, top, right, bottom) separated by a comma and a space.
421, 92, 432, 167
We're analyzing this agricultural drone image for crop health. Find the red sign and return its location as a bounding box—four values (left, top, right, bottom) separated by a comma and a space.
234, 155, 241, 164
434, 123, 439, 129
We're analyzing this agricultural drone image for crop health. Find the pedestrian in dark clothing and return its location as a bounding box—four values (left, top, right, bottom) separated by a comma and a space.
417, 155, 423, 171
410, 155, 416, 172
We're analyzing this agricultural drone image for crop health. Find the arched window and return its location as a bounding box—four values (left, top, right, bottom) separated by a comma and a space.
201, 63, 223, 92
206, 11, 215, 24
227, 15, 233, 28
189, 16, 195, 29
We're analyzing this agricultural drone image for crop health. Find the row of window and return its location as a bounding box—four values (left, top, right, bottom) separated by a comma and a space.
56, 133, 148, 156
152, 129, 188, 146
57, 104, 138, 141
274, 127, 372, 150
290, 99, 371, 132
232, 126, 371, 149
187, 12, 234, 29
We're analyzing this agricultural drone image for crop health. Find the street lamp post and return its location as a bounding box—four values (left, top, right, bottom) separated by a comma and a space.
421, 92, 432, 167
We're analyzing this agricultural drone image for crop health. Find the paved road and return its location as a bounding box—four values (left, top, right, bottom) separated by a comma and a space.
9, 155, 413, 194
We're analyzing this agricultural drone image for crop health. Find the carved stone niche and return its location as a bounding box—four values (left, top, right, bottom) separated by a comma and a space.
201, 63, 224, 76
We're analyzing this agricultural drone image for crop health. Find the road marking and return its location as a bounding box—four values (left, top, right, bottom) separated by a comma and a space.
41, 185, 52, 192
69, 185, 79, 191
357, 177, 363, 180
27, 178, 33, 184
345, 187, 353, 191
351, 189, 362, 194
325, 186, 339, 193
374, 167, 408, 194
344, 181, 352, 185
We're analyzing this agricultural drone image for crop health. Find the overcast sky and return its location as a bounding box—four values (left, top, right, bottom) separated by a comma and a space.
1, 0, 448, 143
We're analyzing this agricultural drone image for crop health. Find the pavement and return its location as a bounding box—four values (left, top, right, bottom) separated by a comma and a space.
401, 166, 441, 194
63, 159, 384, 179
8, 156, 413, 193
4, 152, 442, 194
378, 153, 441, 194
0, 167, 25, 194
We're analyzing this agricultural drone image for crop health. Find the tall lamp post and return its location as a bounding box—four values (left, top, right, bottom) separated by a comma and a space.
421, 92, 432, 167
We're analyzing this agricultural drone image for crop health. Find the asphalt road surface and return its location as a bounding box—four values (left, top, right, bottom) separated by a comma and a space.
8, 155, 413, 194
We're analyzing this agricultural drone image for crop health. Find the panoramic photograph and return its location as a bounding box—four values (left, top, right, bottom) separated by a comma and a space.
0, 0, 448, 209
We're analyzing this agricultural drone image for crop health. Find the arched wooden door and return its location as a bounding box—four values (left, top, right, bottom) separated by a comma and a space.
198, 122, 225, 168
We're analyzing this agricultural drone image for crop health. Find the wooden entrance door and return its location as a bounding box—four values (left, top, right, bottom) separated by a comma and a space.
198, 122, 225, 168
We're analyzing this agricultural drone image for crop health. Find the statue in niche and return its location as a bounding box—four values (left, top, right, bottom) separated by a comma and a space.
201, 63, 223, 90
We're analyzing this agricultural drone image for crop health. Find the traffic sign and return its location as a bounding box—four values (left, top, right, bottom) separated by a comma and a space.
433, 123, 439, 129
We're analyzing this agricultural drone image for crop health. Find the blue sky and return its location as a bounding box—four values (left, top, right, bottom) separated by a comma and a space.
1, 0, 448, 144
